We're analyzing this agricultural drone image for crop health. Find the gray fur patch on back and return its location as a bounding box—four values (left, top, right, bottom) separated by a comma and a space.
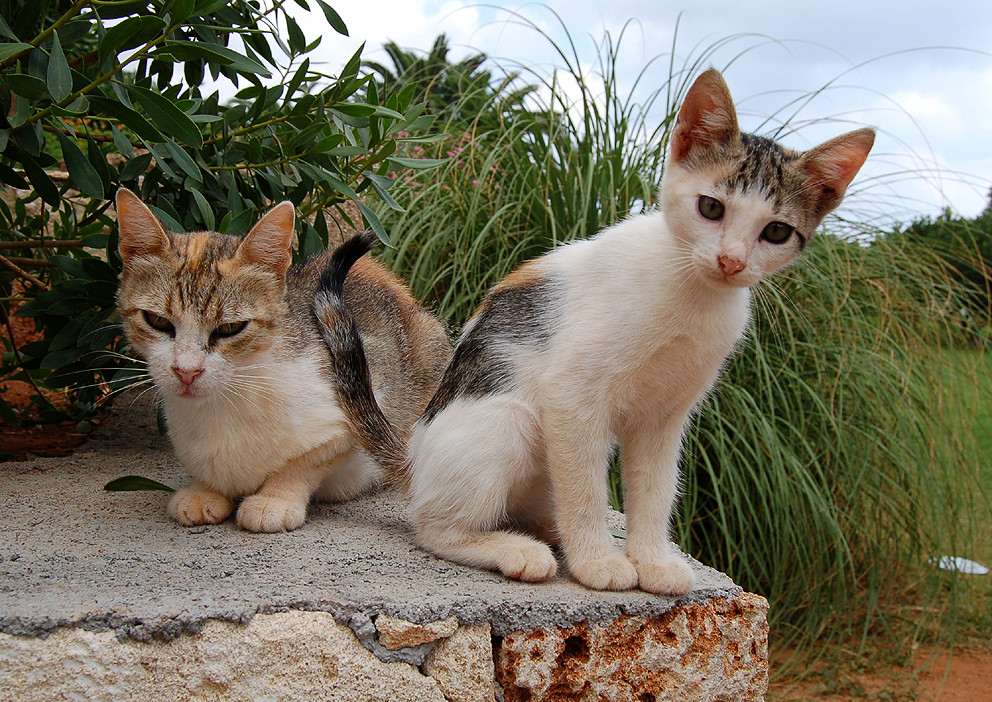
421, 276, 560, 423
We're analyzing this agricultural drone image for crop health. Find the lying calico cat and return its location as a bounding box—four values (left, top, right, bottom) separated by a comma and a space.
321, 69, 874, 594
115, 189, 451, 532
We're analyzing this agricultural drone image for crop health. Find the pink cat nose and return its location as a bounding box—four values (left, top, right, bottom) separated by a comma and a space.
172, 366, 204, 386
718, 255, 746, 276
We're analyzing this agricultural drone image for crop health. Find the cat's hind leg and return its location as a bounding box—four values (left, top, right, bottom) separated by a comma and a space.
314, 447, 383, 502
408, 396, 557, 583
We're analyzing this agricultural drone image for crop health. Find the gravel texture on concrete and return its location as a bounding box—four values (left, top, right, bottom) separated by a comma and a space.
0, 395, 741, 644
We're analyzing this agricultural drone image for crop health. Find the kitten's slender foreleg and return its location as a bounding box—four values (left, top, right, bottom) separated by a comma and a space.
237, 434, 352, 532
168, 480, 235, 525
543, 403, 638, 591
620, 413, 696, 595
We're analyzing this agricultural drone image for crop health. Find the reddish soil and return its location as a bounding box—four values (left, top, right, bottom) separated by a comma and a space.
1, 301, 92, 461
771, 646, 992, 701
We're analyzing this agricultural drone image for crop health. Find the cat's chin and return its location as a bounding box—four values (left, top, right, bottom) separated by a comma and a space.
700, 269, 754, 290
165, 385, 212, 401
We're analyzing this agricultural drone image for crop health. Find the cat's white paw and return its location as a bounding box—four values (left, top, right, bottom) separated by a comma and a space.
168, 488, 234, 526
634, 556, 696, 595
569, 552, 639, 591
236, 495, 306, 533
498, 542, 558, 583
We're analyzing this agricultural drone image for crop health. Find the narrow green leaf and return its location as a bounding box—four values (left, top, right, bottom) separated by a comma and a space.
55, 130, 104, 199
0, 160, 27, 188
286, 16, 306, 56
355, 199, 389, 245
47, 31, 72, 102
332, 104, 375, 118
153, 41, 271, 77
53, 95, 89, 116
367, 174, 404, 212
119, 152, 153, 182
126, 84, 202, 148
104, 476, 176, 493
149, 204, 183, 233
88, 95, 165, 143
0, 14, 18, 41
7, 92, 29, 127
284, 57, 310, 102
0, 42, 31, 63
111, 124, 135, 158
190, 188, 214, 230
169, 0, 196, 23
86, 133, 111, 192
314, 0, 349, 36
17, 147, 60, 206
387, 156, 447, 170
339, 44, 364, 81
99, 16, 166, 67
163, 139, 202, 183
3, 73, 48, 98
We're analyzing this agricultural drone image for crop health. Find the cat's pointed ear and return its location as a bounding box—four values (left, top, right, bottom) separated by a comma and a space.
670, 69, 739, 163
116, 187, 171, 263
236, 201, 295, 277
801, 128, 875, 216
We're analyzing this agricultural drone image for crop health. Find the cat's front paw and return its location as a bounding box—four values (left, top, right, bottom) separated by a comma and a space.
168, 487, 234, 526
569, 552, 638, 591
236, 495, 306, 533
498, 541, 558, 583
634, 556, 696, 595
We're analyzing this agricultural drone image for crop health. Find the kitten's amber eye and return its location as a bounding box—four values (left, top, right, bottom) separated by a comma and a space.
761, 221, 795, 245
698, 196, 725, 221
142, 311, 175, 336
212, 321, 248, 340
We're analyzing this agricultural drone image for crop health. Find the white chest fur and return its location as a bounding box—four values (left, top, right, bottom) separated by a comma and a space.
164, 352, 350, 496
530, 213, 752, 416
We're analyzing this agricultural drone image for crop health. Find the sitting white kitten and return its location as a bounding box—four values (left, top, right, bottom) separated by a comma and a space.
318, 69, 874, 593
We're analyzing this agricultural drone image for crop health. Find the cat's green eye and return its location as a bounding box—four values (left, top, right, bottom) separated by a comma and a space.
761, 221, 795, 245
212, 321, 249, 340
697, 195, 725, 221
142, 311, 175, 336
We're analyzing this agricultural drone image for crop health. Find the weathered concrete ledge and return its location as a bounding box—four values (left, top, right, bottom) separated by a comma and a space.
0, 397, 768, 701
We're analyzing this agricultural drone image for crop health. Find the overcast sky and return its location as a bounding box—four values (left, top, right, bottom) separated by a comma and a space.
291, 0, 992, 222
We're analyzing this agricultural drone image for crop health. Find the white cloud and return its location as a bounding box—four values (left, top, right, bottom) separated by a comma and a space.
270, 0, 992, 218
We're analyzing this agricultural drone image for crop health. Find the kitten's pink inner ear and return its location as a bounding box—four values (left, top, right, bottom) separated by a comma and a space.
116, 187, 171, 263
237, 201, 295, 276
671, 69, 739, 162
803, 128, 876, 211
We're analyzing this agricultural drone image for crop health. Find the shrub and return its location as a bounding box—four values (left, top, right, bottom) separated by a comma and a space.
0, 0, 440, 423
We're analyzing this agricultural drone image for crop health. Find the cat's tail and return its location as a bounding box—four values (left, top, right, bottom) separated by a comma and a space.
314, 231, 408, 481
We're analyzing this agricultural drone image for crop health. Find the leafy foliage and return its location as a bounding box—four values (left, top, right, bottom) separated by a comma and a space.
893, 195, 992, 334
0, 0, 440, 423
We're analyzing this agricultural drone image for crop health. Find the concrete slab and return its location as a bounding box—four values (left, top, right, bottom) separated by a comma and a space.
1, 394, 769, 701
0, 394, 742, 645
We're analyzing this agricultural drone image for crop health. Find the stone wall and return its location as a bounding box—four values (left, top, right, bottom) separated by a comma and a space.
1, 594, 768, 702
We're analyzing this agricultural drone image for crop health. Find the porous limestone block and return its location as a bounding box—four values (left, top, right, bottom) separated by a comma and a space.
423, 623, 496, 702
494, 593, 769, 702
0, 610, 446, 702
